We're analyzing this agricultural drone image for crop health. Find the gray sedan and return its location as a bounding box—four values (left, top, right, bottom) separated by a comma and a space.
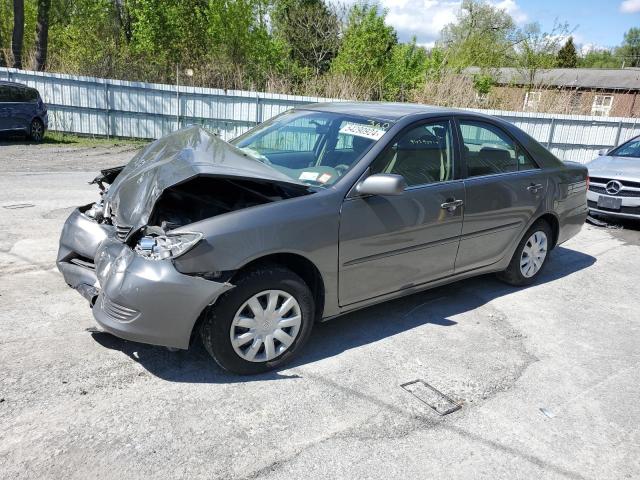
57, 103, 588, 374
587, 136, 640, 220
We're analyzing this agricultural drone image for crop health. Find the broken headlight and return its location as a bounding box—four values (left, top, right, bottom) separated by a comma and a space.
134, 232, 202, 260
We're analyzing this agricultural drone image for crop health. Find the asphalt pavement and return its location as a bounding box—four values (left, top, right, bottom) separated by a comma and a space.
1, 142, 638, 480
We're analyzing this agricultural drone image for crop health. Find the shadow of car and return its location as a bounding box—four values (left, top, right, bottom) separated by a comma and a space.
90, 245, 596, 383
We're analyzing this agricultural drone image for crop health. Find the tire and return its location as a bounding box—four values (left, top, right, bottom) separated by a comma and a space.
497, 219, 553, 286
200, 266, 315, 374
29, 119, 45, 142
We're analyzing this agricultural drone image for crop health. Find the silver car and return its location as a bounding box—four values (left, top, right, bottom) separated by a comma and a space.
587, 136, 640, 220
57, 103, 588, 374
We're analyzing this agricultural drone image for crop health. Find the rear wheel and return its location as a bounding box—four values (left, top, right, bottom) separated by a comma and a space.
29, 119, 44, 142
200, 266, 314, 374
497, 220, 552, 286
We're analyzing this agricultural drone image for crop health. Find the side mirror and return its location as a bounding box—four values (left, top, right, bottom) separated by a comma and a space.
598, 148, 609, 156
356, 174, 406, 196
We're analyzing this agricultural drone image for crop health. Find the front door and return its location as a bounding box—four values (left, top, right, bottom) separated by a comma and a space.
338, 119, 465, 306
454, 118, 547, 272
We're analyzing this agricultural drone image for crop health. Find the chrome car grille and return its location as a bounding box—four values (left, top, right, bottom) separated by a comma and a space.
588, 177, 640, 198
588, 185, 640, 197
114, 223, 132, 241
101, 295, 139, 323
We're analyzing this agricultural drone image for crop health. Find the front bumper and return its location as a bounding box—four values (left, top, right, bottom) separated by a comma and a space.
57, 208, 233, 349
586, 190, 640, 220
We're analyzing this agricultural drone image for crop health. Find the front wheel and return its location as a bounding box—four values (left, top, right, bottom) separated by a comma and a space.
200, 266, 314, 374
29, 119, 45, 142
497, 220, 552, 286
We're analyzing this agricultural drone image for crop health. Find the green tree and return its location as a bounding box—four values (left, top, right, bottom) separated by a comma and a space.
514, 21, 570, 90
12, 0, 24, 68
0, 5, 5, 66
34, 0, 51, 70
439, 0, 518, 69
331, 4, 397, 89
619, 27, 640, 67
578, 49, 621, 68
556, 36, 577, 68
384, 39, 428, 101
272, 0, 341, 75
205, 0, 287, 86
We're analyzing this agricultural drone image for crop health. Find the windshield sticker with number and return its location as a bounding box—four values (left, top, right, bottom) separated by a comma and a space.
339, 122, 386, 141
299, 171, 319, 181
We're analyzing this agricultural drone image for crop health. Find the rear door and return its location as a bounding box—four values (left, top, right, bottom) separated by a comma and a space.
338, 118, 465, 306
1, 85, 30, 132
0, 84, 11, 130
454, 117, 547, 272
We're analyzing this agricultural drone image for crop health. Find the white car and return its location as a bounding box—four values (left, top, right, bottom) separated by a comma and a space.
587, 136, 640, 220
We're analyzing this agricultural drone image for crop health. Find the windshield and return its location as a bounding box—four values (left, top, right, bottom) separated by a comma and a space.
609, 137, 640, 158
232, 110, 393, 187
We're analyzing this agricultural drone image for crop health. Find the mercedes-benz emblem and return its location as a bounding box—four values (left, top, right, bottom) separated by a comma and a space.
605, 180, 622, 195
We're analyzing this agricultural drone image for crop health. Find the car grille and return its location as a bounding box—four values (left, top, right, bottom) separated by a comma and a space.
589, 177, 640, 189
588, 185, 640, 197
588, 177, 640, 198
101, 295, 139, 323
588, 200, 640, 215
114, 223, 132, 241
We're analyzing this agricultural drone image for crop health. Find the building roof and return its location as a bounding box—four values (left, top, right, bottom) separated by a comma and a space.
465, 67, 640, 91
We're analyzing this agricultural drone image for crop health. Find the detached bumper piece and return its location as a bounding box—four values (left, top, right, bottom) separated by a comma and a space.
57, 208, 233, 349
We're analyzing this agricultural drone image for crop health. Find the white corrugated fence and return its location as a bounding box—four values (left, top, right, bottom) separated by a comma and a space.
2, 67, 639, 164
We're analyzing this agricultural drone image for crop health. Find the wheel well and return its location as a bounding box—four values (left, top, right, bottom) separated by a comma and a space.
537, 213, 559, 248
231, 253, 326, 320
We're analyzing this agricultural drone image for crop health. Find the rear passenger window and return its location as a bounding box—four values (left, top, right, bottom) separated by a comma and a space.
6, 86, 23, 102
25, 88, 39, 102
370, 120, 454, 187
459, 120, 538, 177
0, 85, 13, 102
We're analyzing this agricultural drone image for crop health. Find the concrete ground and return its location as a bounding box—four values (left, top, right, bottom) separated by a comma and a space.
1, 141, 639, 480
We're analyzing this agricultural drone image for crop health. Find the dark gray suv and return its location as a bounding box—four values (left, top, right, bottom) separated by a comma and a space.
57, 103, 588, 374
0, 81, 48, 141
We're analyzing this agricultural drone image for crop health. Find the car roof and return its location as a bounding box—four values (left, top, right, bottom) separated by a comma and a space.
302, 102, 471, 122
0, 80, 36, 90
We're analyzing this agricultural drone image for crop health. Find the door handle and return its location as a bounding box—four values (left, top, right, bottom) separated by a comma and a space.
441, 199, 464, 212
527, 183, 544, 193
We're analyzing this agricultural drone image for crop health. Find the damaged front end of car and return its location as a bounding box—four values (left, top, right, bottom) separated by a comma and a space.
56, 125, 311, 349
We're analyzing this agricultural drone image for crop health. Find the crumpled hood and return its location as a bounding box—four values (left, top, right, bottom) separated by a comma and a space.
587, 155, 640, 179
104, 125, 305, 232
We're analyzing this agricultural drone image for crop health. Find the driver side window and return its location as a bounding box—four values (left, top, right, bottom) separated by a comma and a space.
370, 120, 454, 187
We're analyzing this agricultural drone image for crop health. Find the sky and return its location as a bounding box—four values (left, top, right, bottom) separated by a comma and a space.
341, 0, 640, 51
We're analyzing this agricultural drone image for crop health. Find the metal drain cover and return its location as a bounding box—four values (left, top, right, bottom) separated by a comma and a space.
401, 380, 461, 416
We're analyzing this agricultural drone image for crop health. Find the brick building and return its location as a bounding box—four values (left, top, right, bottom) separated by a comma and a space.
465, 67, 640, 117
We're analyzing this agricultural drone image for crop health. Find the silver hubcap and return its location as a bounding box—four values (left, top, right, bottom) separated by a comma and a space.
520, 231, 548, 278
230, 290, 302, 363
